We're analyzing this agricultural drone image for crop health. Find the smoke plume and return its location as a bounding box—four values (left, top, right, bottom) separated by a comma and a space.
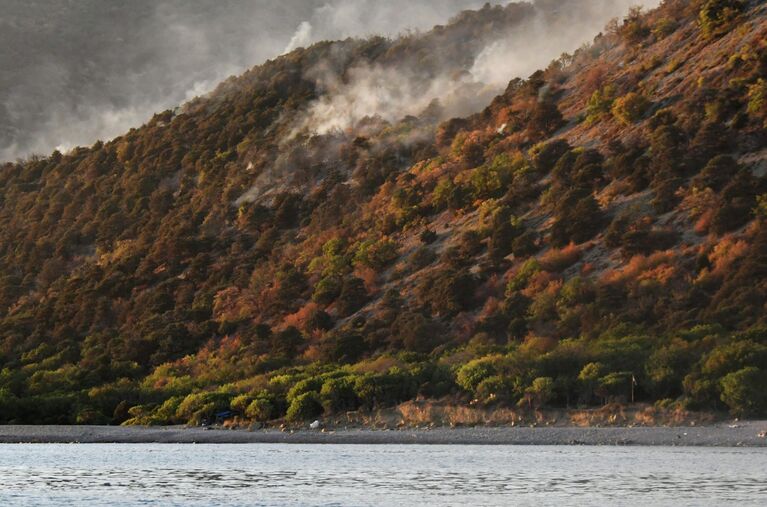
293, 0, 661, 137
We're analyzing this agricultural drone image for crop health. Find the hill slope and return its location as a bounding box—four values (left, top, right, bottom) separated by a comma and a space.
1, 0, 767, 425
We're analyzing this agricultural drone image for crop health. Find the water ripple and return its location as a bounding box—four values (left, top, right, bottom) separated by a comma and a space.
0, 444, 765, 506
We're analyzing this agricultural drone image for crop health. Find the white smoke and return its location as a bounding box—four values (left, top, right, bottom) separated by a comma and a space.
283, 0, 488, 47
284, 21, 314, 54
293, 0, 662, 137
293, 63, 498, 135
470, 0, 662, 85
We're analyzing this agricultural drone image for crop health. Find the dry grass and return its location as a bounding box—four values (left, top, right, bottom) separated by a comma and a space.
351, 356, 402, 374
520, 334, 558, 354
333, 401, 722, 429
283, 302, 319, 331
705, 236, 749, 277
539, 243, 582, 272
600, 250, 677, 285
522, 271, 560, 298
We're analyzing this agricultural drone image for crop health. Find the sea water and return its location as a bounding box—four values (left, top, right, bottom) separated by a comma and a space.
0, 444, 765, 506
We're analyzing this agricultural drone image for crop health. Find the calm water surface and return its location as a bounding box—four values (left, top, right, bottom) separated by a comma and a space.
0, 444, 765, 506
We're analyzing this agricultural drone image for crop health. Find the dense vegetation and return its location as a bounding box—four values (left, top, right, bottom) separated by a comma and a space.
1, 0, 767, 426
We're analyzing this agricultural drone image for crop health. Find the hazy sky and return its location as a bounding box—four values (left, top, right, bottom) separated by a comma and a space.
0, 0, 490, 161
0, 0, 658, 162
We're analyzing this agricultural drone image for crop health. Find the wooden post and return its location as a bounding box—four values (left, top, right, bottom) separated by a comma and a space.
631, 374, 636, 404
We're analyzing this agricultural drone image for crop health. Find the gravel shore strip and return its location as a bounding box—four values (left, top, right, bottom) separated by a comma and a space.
1, 423, 766, 446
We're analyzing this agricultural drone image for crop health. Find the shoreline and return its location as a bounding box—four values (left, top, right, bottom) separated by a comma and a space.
1, 422, 766, 446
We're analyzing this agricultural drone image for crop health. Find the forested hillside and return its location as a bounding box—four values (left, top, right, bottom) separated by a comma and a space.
2, 0, 767, 425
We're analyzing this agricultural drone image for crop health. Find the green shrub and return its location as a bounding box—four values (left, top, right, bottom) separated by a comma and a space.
320, 377, 359, 413
286, 392, 323, 422
710, 170, 758, 234
391, 312, 447, 354
470, 154, 514, 199
457, 230, 484, 260
506, 259, 541, 294
585, 85, 616, 125
420, 229, 438, 244
620, 7, 650, 44
488, 206, 523, 263
354, 238, 399, 271
504, 291, 532, 341
318, 331, 366, 363
122, 404, 156, 426
153, 396, 184, 424
0, 388, 19, 423
653, 17, 679, 38
747, 79, 767, 125
286, 377, 323, 403
274, 265, 308, 309
524, 377, 555, 408
755, 194, 767, 220
720, 367, 767, 417
683, 373, 720, 409
512, 230, 539, 257
86, 378, 140, 421
76, 407, 109, 425
578, 362, 604, 403
692, 155, 738, 192
271, 326, 305, 359
336, 277, 368, 317
306, 309, 334, 332
528, 98, 564, 138
407, 246, 437, 273
353, 370, 417, 409
175, 391, 232, 425
612, 93, 650, 125
598, 372, 633, 400
530, 140, 571, 173
457, 357, 499, 392
230, 393, 254, 413
699, 0, 745, 38
528, 284, 559, 323
550, 191, 603, 247
416, 268, 476, 317
312, 275, 342, 305
475, 375, 514, 403
433, 177, 469, 211
701, 340, 767, 378
245, 397, 275, 422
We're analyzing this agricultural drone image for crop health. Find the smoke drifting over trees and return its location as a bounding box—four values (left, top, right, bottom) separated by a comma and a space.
293, 0, 661, 136
1, 0, 656, 161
